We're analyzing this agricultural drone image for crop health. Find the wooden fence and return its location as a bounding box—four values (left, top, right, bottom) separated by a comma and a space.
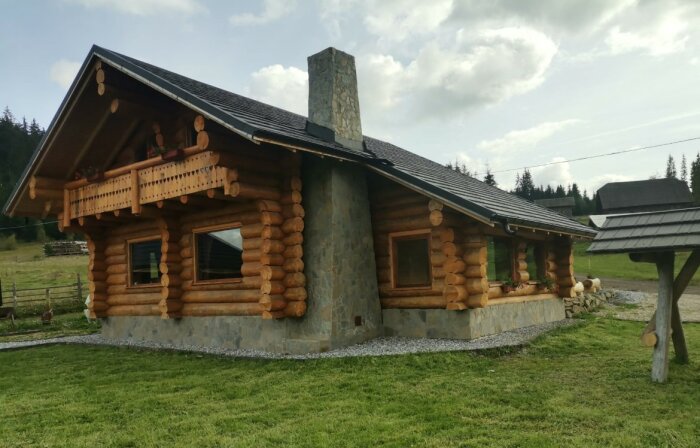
0, 274, 84, 316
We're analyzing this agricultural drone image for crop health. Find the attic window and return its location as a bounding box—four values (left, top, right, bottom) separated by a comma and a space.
487, 237, 513, 282
195, 225, 243, 282
129, 239, 162, 286
391, 231, 432, 288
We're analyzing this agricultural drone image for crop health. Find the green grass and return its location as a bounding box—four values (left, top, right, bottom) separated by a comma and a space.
0, 312, 100, 342
0, 318, 698, 447
575, 242, 700, 284
0, 241, 88, 289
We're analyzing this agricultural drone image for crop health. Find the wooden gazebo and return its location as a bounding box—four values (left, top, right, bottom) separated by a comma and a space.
588, 208, 700, 382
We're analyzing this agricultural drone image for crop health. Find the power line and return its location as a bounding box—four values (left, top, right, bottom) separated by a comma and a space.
0, 220, 58, 231
475, 136, 700, 176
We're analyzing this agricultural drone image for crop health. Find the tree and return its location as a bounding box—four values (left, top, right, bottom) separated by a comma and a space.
666, 155, 677, 178
681, 154, 688, 184
514, 169, 535, 200
483, 166, 496, 186
691, 153, 700, 202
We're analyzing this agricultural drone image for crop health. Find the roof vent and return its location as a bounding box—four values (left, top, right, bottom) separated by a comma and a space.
306, 47, 364, 152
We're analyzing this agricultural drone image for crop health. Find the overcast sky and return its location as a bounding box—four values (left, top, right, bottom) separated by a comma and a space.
2, 0, 700, 193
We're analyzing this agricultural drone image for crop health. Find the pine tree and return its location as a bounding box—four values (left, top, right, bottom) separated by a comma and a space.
681, 154, 688, 183
483, 166, 496, 186
691, 153, 700, 202
666, 154, 677, 178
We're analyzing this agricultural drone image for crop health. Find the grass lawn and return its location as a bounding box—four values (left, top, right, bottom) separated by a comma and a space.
0, 317, 698, 447
0, 312, 100, 343
575, 242, 700, 284
0, 242, 88, 289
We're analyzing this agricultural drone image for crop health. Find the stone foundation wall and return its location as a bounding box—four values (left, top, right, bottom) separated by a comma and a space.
563, 290, 614, 317
382, 297, 565, 340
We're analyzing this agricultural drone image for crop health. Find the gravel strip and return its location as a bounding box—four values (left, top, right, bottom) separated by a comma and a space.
0, 319, 580, 359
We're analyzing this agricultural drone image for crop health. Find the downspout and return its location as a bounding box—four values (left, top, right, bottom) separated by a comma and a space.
498, 217, 518, 236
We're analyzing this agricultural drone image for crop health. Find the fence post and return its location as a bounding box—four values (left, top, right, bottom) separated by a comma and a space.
76, 273, 83, 302
12, 281, 17, 309
46, 288, 51, 309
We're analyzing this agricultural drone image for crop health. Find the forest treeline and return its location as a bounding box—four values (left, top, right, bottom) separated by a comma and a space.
0, 107, 64, 241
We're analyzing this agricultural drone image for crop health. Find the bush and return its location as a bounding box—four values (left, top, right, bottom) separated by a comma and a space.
0, 234, 18, 251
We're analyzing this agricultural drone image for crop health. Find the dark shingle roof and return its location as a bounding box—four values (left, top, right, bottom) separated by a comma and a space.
4, 45, 595, 238
534, 197, 575, 208
588, 208, 700, 253
597, 178, 694, 212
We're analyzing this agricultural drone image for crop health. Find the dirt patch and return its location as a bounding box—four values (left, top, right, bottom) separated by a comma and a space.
599, 291, 700, 323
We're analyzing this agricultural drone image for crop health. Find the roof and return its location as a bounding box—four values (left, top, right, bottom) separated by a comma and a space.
597, 178, 694, 212
534, 197, 575, 208
3, 45, 595, 238
587, 207, 700, 253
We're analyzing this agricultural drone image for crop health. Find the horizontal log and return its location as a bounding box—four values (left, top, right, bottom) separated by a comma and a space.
380, 296, 448, 309
465, 278, 489, 294
243, 237, 263, 251
284, 272, 306, 288
260, 297, 287, 312
378, 285, 441, 298
230, 182, 281, 201
256, 200, 281, 213
428, 199, 443, 211
261, 239, 285, 254
280, 191, 302, 205
281, 217, 304, 234
261, 226, 284, 240
180, 302, 263, 316
282, 232, 303, 246
282, 245, 303, 259
181, 289, 260, 303
444, 273, 466, 285
106, 274, 127, 285
241, 262, 262, 276
105, 264, 127, 275
446, 302, 468, 311
467, 293, 488, 308
284, 287, 307, 301
104, 244, 126, 257
242, 250, 262, 263
463, 247, 487, 265
182, 276, 261, 290
443, 257, 466, 274
371, 204, 429, 221
283, 258, 304, 273
106, 304, 160, 316
444, 285, 467, 302
160, 274, 180, 288
260, 266, 286, 281
106, 293, 160, 306
281, 204, 305, 218
107, 284, 126, 295
464, 264, 486, 278
228, 169, 281, 189
240, 223, 264, 239
261, 253, 285, 266
88, 270, 107, 282
285, 300, 306, 317
260, 281, 285, 295
29, 187, 63, 201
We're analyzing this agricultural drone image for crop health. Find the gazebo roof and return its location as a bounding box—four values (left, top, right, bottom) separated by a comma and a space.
588, 207, 700, 254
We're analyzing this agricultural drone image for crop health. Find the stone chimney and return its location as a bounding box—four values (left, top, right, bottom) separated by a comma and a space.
306, 47, 364, 152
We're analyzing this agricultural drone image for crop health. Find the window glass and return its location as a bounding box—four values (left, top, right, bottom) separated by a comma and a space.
130, 240, 162, 286
487, 237, 512, 282
526, 243, 539, 280
393, 235, 431, 288
196, 227, 243, 281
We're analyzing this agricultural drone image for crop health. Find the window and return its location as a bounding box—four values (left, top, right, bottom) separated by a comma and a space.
129, 239, 162, 286
391, 232, 432, 288
487, 237, 513, 282
525, 243, 545, 281
195, 226, 243, 282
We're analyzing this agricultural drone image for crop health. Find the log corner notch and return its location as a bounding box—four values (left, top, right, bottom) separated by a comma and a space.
441, 225, 489, 311
158, 218, 183, 318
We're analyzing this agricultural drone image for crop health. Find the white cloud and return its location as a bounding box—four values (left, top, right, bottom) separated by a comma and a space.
66, 0, 204, 16
531, 158, 574, 188
230, 0, 297, 26
606, 12, 689, 56
49, 59, 81, 89
356, 27, 558, 121
363, 0, 453, 43
477, 119, 581, 154
246, 64, 308, 115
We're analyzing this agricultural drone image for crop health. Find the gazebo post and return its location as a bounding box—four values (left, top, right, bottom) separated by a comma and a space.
652, 252, 674, 383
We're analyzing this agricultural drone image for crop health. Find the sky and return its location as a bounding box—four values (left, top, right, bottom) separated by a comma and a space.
2, 0, 700, 194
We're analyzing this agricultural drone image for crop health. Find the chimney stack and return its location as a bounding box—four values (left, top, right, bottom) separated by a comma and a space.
306, 47, 364, 152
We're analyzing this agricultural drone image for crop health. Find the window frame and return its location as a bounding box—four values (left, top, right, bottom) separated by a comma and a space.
389, 229, 433, 290
486, 236, 516, 285
126, 235, 163, 289
192, 222, 244, 286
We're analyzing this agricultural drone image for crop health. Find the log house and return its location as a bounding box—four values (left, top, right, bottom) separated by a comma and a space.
3, 46, 595, 354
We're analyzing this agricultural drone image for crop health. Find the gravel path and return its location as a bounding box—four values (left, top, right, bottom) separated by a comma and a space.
0, 319, 580, 360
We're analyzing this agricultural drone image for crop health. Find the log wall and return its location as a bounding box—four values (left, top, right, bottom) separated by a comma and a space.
368, 176, 576, 311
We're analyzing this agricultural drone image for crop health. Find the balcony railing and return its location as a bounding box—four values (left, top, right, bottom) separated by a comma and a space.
65, 150, 228, 219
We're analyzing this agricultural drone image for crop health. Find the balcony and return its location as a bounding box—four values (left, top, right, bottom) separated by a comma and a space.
63, 149, 229, 221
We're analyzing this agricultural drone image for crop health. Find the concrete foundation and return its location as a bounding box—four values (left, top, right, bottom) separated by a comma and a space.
382, 297, 566, 340
101, 297, 565, 354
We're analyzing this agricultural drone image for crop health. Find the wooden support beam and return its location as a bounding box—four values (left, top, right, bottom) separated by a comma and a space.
640, 249, 700, 363
130, 169, 141, 215
66, 105, 114, 178
652, 252, 674, 383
